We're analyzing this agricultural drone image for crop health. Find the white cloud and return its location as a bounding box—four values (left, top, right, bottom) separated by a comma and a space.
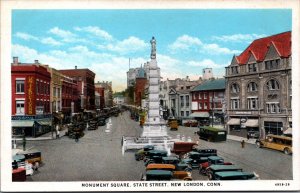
168, 35, 202, 51
187, 59, 228, 68
15, 32, 39, 41
104, 36, 147, 54
202, 43, 241, 55
74, 26, 113, 41
40, 37, 62, 46
48, 27, 87, 43
212, 33, 267, 42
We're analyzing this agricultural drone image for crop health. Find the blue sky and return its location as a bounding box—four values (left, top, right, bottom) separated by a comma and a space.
12, 9, 291, 91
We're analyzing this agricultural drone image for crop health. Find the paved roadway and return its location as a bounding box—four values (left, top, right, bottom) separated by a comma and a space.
24, 111, 292, 181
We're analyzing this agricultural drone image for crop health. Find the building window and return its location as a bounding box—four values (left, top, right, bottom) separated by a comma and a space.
204, 102, 208, 109
199, 93, 202, 99
57, 88, 60, 98
53, 87, 56, 97
248, 63, 257, 72
264, 121, 283, 135
231, 83, 240, 93
180, 96, 184, 107
186, 111, 189, 117
36, 80, 39, 94
204, 93, 207, 99
199, 103, 202, 110
247, 82, 258, 92
265, 59, 280, 70
16, 100, 25, 115
230, 99, 240, 109
186, 95, 189, 107
231, 66, 239, 74
266, 79, 280, 90
16, 80, 25, 93
247, 97, 258, 109
181, 111, 184, 117
266, 103, 281, 113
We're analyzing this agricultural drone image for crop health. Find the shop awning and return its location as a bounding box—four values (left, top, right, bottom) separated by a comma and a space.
35, 120, 52, 126
284, 127, 292, 134
227, 118, 240, 125
244, 119, 259, 127
11, 120, 34, 127
189, 112, 209, 118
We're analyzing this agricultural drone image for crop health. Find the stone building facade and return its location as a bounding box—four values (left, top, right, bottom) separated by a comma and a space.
225, 31, 292, 138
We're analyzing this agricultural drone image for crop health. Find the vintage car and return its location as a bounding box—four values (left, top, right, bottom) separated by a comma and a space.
199, 156, 232, 175
256, 134, 292, 155
161, 157, 192, 172
167, 117, 178, 131
171, 142, 198, 157
185, 151, 211, 168
12, 154, 34, 176
12, 167, 26, 181
214, 171, 259, 180
146, 164, 192, 180
134, 145, 155, 161
206, 165, 243, 180
141, 170, 173, 181
144, 150, 168, 166
97, 117, 107, 126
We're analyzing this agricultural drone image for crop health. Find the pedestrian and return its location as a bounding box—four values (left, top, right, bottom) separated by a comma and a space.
75, 132, 79, 142
241, 140, 245, 148
33, 162, 39, 171
247, 133, 250, 140
56, 130, 60, 139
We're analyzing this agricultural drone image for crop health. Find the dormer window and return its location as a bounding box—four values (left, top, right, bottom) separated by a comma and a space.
231, 66, 239, 74
248, 63, 257, 72
265, 59, 280, 70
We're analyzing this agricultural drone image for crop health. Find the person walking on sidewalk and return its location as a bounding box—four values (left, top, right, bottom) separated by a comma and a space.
241, 140, 245, 148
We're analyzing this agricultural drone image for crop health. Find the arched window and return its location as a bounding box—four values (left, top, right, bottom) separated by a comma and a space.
231, 83, 240, 93
266, 79, 280, 90
247, 82, 258, 92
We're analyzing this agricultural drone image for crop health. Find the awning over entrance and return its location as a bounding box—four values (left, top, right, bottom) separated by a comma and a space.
227, 118, 240, 125
189, 112, 209, 118
35, 120, 52, 126
11, 120, 34, 127
244, 119, 259, 127
284, 127, 292, 134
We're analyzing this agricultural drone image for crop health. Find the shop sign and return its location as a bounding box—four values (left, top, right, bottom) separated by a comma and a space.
235, 111, 251, 115
27, 76, 35, 115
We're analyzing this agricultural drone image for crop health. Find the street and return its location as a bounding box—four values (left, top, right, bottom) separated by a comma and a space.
24, 111, 292, 181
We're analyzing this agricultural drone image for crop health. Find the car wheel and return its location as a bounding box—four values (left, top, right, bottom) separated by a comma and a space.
207, 173, 213, 180
256, 141, 261, 148
284, 148, 290, 155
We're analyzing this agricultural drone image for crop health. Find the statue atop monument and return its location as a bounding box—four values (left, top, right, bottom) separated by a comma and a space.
150, 36, 156, 59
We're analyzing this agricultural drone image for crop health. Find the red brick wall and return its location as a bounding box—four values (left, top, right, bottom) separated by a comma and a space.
135, 78, 147, 107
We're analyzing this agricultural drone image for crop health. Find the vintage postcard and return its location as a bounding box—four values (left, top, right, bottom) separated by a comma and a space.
1, 0, 299, 192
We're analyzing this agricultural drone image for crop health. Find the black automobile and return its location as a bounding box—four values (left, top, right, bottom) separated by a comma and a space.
247, 130, 259, 139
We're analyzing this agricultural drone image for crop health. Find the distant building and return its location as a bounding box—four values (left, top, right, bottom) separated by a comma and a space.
202, 68, 213, 80
59, 66, 95, 111
113, 95, 125, 105
11, 57, 52, 137
95, 84, 105, 110
190, 78, 226, 124
95, 81, 113, 108
225, 31, 292, 138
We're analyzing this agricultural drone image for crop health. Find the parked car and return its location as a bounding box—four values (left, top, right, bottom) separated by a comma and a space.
214, 171, 259, 180
146, 163, 192, 180
199, 156, 232, 175
206, 165, 243, 180
141, 170, 173, 181
247, 130, 260, 139
144, 150, 168, 166
161, 157, 192, 172
134, 145, 155, 161
185, 151, 217, 168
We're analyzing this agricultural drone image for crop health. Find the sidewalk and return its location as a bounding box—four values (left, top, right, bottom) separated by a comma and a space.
227, 135, 256, 144
14, 126, 69, 141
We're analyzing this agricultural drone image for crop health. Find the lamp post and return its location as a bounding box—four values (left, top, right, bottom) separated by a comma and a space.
51, 101, 55, 139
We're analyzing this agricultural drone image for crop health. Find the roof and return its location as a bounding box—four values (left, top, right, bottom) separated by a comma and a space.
266, 134, 292, 140
146, 164, 175, 170
215, 171, 254, 177
208, 156, 223, 160
200, 126, 226, 132
192, 79, 225, 92
136, 67, 146, 78
236, 31, 291, 65
209, 165, 242, 171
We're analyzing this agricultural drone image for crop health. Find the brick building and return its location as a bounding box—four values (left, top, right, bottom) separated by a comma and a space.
135, 67, 147, 107
95, 81, 113, 108
61, 75, 79, 115
59, 67, 95, 111
95, 83, 105, 110
190, 78, 226, 124
225, 31, 292, 138
11, 57, 52, 137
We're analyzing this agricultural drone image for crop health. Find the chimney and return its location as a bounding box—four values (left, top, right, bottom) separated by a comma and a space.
34, 60, 39, 64
13, 57, 18, 65
75, 66, 77, 69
